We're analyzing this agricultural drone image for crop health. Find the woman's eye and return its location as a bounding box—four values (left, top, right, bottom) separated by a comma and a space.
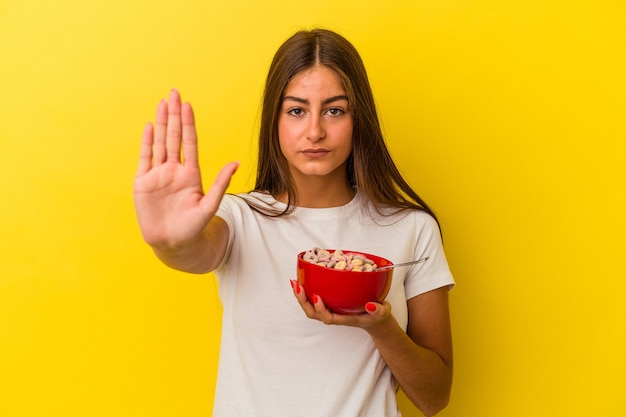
288, 108, 305, 117
326, 107, 345, 116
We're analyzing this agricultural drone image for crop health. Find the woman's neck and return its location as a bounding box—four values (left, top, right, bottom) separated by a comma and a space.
278, 177, 355, 208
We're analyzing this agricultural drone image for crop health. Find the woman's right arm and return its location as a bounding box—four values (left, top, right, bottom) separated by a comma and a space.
133, 89, 238, 274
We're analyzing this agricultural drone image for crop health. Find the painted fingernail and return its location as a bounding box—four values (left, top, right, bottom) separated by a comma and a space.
296, 284, 301, 295
365, 302, 377, 312
312, 294, 319, 304
290, 280, 296, 290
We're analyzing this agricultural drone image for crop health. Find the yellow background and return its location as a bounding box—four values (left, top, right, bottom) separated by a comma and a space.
1, 1, 625, 416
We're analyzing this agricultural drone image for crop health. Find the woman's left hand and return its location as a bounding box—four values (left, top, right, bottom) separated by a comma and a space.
290, 279, 453, 416
290, 280, 392, 330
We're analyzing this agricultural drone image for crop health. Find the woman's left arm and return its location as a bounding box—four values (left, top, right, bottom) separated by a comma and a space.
367, 288, 453, 417
292, 283, 453, 417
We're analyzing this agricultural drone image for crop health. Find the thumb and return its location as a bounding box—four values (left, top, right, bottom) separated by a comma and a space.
365, 301, 389, 317
202, 161, 239, 212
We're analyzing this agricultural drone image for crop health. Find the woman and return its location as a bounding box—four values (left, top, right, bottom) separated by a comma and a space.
134, 29, 454, 417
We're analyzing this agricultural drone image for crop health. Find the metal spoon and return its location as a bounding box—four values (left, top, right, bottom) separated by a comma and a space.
374, 256, 430, 271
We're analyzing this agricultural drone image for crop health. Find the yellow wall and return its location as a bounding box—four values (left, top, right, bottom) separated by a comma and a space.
1, 1, 625, 416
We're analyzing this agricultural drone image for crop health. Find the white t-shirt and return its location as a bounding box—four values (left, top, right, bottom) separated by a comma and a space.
213, 191, 454, 417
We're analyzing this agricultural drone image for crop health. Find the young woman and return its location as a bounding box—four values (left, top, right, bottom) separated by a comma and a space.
134, 29, 454, 417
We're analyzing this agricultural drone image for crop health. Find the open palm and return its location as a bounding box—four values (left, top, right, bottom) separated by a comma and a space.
133, 89, 238, 251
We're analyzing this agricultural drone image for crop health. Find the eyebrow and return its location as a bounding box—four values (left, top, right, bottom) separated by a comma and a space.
282, 95, 349, 105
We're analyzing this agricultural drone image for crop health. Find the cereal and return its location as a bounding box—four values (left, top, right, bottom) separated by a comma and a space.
302, 248, 377, 272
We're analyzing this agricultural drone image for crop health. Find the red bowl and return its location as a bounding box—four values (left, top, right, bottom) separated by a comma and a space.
296, 249, 393, 315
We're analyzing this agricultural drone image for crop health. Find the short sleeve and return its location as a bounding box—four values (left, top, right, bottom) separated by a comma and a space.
404, 212, 455, 299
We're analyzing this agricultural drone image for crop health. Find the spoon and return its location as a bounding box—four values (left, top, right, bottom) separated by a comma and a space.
374, 256, 430, 271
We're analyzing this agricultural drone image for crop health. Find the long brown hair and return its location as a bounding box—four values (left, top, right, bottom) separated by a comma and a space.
251, 28, 437, 222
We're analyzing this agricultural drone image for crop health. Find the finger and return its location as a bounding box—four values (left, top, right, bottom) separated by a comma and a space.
166, 89, 182, 162
365, 301, 391, 319
365, 302, 380, 315
291, 280, 318, 317
201, 161, 240, 214
153, 98, 168, 165
312, 295, 336, 324
291, 280, 307, 303
181, 101, 198, 167
136, 122, 154, 176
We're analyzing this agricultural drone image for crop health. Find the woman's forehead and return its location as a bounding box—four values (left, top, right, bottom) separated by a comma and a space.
283, 65, 346, 99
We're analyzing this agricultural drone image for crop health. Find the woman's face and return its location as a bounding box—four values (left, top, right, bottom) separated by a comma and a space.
278, 65, 353, 188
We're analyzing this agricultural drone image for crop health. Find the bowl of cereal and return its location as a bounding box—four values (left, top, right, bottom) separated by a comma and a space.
296, 248, 393, 315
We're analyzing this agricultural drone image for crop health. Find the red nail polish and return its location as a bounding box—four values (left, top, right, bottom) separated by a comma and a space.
296, 284, 301, 295
365, 303, 377, 312
290, 280, 296, 290
312, 294, 318, 304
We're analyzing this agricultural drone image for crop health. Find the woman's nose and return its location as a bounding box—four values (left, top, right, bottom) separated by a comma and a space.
306, 115, 325, 142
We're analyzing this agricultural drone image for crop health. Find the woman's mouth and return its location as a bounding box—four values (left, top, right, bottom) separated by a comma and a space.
302, 148, 330, 158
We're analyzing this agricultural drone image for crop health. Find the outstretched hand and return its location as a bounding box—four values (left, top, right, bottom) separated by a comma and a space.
133, 89, 238, 251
